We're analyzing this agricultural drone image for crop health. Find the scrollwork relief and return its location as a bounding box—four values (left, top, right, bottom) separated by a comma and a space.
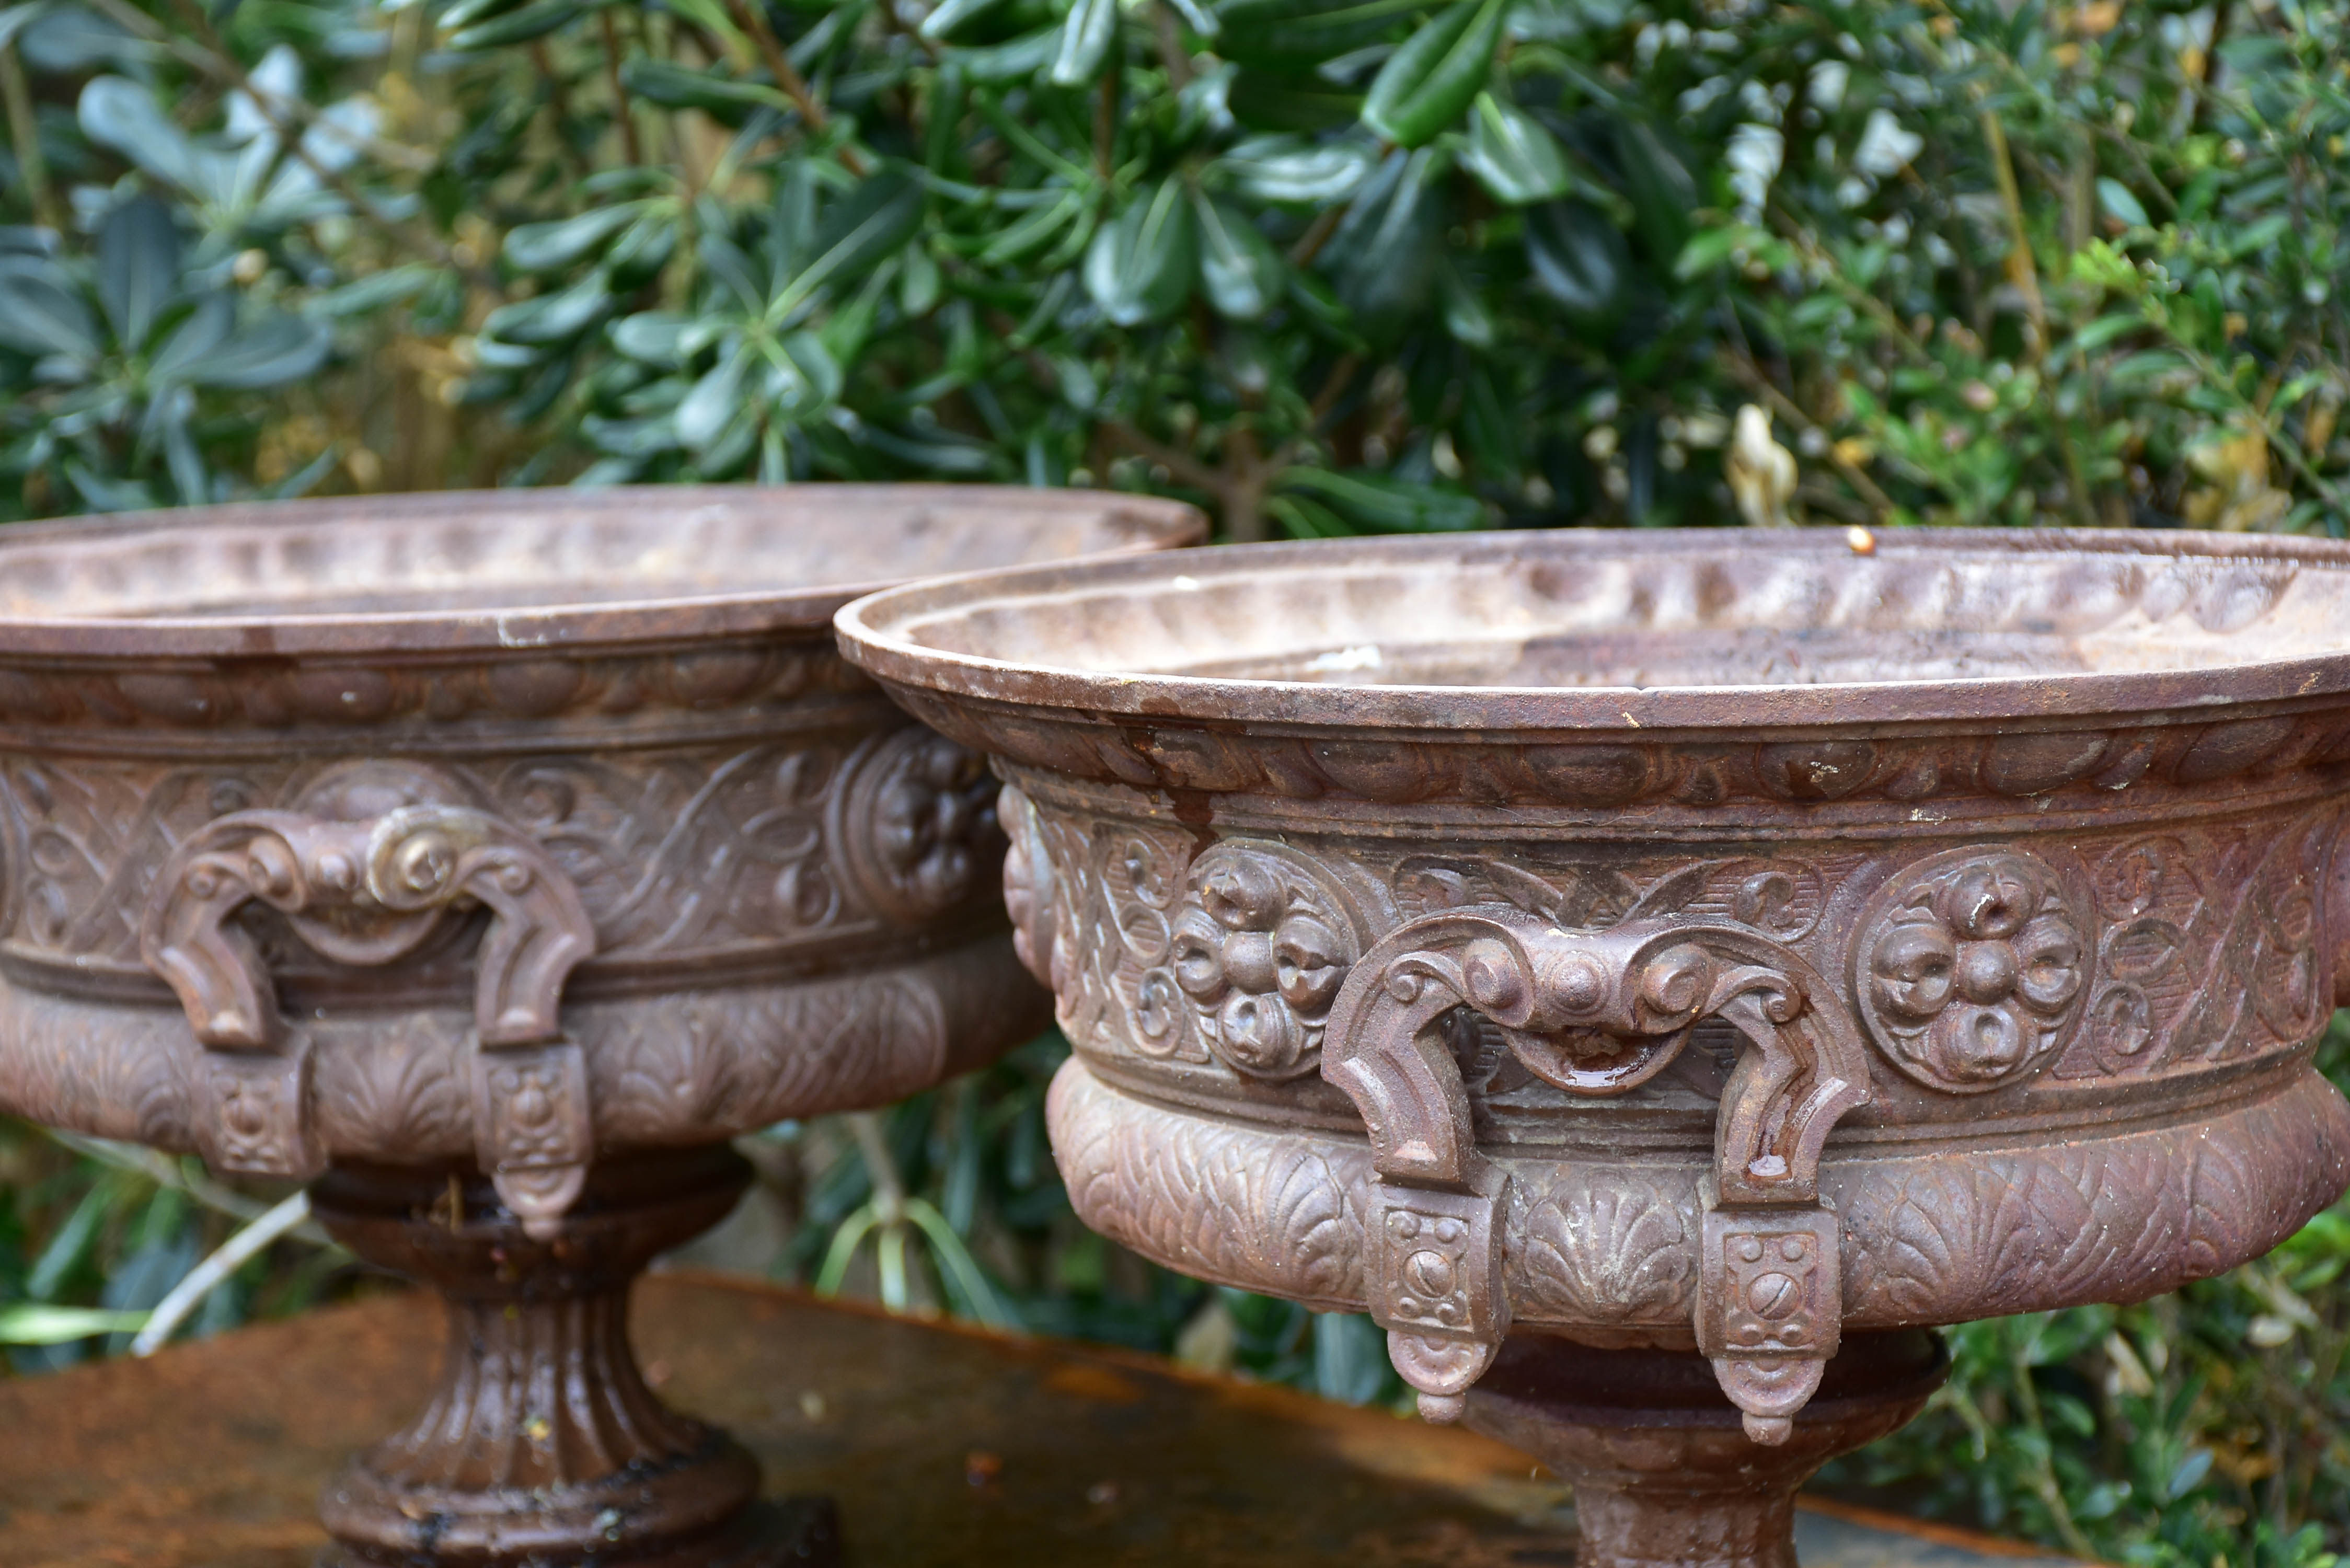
2054, 813, 2337, 1080
0, 730, 1017, 998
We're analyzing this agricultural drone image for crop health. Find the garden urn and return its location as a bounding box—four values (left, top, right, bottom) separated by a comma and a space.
0, 483, 1200, 1565
837, 527, 2350, 1568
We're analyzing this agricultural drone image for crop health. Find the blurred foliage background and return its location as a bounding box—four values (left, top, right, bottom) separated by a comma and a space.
1, 0, 2348, 1562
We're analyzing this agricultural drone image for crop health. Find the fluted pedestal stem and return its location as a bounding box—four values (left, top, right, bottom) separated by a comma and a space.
1461, 1331, 1949, 1568
311, 1146, 824, 1567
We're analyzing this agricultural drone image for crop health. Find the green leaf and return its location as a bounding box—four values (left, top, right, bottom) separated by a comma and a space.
0, 3, 55, 55
1217, 134, 1375, 204
773, 331, 845, 416
1672, 223, 1748, 281
899, 243, 941, 314
1049, 0, 1118, 87
1329, 146, 1445, 336
604, 213, 679, 288
76, 76, 198, 194
1361, 0, 1507, 149
306, 263, 440, 319
1215, 0, 1426, 67
609, 310, 723, 367
1083, 176, 1197, 326
95, 194, 179, 351
1612, 118, 1695, 265
1227, 68, 1362, 132
2061, 312, 2142, 356
919, 0, 1010, 40
482, 272, 611, 345
503, 202, 648, 274
182, 312, 331, 388
1524, 197, 1626, 323
620, 59, 789, 124
947, 26, 1059, 83
1193, 193, 1285, 320
1436, 258, 1493, 347
0, 257, 98, 362
450, 0, 585, 51
436, 0, 528, 30
776, 166, 924, 317
1459, 91, 1568, 203
0, 1304, 150, 1346
1276, 466, 1484, 531
2095, 177, 2149, 230
149, 292, 234, 381
1164, 0, 1218, 35
676, 339, 751, 453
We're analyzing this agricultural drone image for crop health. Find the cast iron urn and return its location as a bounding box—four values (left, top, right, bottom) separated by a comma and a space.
837, 527, 2350, 1568
0, 484, 1199, 1565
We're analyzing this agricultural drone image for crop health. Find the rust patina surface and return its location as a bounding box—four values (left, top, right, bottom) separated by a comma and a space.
0, 485, 1201, 1565
837, 527, 2350, 1567
0, 1274, 2069, 1568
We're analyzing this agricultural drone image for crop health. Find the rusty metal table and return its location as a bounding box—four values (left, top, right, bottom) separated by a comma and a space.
0, 1273, 2068, 1567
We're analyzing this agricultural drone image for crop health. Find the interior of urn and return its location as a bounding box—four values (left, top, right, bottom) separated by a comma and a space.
891, 533, 2350, 689
0, 486, 1180, 619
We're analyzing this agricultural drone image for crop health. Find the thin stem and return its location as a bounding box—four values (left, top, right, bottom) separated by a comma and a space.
1151, 3, 1193, 89
130, 1190, 314, 1355
1979, 110, 2047, 343
2009, 1337, 2100, 1561
846, 1111, 906, 1222
723, 0, 868, 175
595, 13, 644, 167
1310, 352, 1361, 426
1104, 419, 1224, 495
0, 40, 62, 231
1093, 68, 1116, 185
1980, 106, 2098, 526
45, 1129, 332, 1246
1287, 204, 1346, 268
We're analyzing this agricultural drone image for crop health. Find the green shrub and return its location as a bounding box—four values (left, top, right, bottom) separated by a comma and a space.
3, 1, 2350, 1563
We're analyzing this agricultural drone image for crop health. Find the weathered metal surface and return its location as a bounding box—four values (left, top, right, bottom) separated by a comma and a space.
0, 1274, 2066, 1568
835, 526, 2350, 1562
1466, 1331, 1948, 1568
0, 483, 1202, 1564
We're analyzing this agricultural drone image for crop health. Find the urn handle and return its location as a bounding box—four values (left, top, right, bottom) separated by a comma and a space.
1321, 906, 1871, 1442
140, 798, 596, 1238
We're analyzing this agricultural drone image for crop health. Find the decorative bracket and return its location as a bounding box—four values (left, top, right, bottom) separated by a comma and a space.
1322, 905, 1871, 1442
141, 791, 596, 1238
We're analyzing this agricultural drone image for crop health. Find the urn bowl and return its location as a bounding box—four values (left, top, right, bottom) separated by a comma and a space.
0, 482, 1201, 1567
839, 526, 2350, 1566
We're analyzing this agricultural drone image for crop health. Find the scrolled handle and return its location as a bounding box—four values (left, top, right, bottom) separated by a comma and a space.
142, 797, 596, 1236
1321, 904, 1872, 1442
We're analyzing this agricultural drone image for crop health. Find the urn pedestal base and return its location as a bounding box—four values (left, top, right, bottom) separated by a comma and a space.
311, 1146, 829, 1567
1461, 1330, 1949, 1568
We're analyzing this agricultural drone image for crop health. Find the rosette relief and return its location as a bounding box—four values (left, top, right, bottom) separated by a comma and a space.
1152, 841, 1368, 1080
1857, 849, 2089, 1093
834, 727, 1003, 924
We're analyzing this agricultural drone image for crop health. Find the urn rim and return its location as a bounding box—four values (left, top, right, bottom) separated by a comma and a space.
835, 526, 2350, 734
0, 483, 1204, 660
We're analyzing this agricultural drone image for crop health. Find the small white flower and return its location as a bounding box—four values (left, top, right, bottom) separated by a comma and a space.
1854, 108, 1923, 177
